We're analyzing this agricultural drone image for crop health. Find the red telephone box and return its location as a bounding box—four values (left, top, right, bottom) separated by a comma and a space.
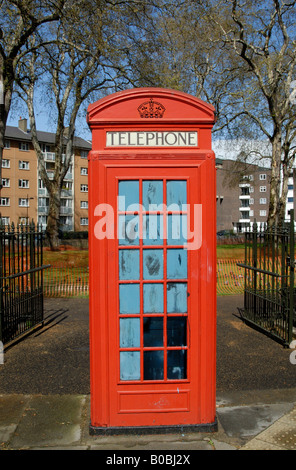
87, 88, 217, 434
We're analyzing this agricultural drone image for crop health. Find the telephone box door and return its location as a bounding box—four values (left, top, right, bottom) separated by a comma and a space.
106, 165, 204, 428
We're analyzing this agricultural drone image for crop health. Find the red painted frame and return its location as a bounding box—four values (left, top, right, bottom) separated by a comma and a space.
87, 88, 216, 432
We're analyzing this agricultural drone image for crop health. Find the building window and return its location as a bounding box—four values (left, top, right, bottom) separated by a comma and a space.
19, 179, 29, 188
81, 184, 88, 192
249, 198, 254, 205
19, 142, 29, 151
19, 160, 30, 170
2, 178, 10, 187
81, 167, 88, 176
2, 159, 10, 168
19, 198, 29, 207
260, 198, 267, 204
260, 186, 267, 192
288, 185, 294, 190
250, 210, 254, 217
259, 174, 267, 180
288, 197, 294, 203
4, 140, 10, 149
80, 217, 89, 226
250, 186, 254, 193
80, 201, 88, 209
0, 198, 10, 206
81, 150, 88, 159
1, 217, 10, 225
260, 210, 267, 216
249, 175, 254, 181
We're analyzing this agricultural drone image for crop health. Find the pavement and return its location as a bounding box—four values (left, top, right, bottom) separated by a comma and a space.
0, 295, 295, 452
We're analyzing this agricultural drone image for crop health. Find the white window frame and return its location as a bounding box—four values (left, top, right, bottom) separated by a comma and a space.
80, 201, 88, 209
260, 210, 267, 216
2, 159, 10, 168
19, 179, 29, 189
80, 217, 89, 226
0, 197, 10, 206
260, 198, 267, 204
259, 174, 267, 180
19, 198, 29, 207
2, 178, 10, 188
19, 160, 30, 170
80, 167, 88, 176
19, 142, 29, 151
80, 184, 88, 192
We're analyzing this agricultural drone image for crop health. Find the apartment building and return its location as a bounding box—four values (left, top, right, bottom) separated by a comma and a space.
1, 118, 91, 231
216, 158, 272, 233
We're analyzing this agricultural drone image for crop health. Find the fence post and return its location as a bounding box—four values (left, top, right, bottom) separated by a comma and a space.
253, 220, 258, 320
0, 222, 3, 344
289, 209, 294, 345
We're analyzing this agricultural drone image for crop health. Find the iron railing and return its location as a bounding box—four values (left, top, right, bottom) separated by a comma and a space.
238, 211, 295, 347
0, 221, 50, 345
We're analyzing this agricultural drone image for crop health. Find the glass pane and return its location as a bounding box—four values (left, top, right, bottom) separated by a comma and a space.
119, 249, 140, 280
143, 215, 163, 245
167, 215, 187, 245
143, 249, 164, 280
143, 283, 164, 313
142, 180, 163, 209
120, 318, 140, 348
119, 284, 140, 314
144, 351, 164, 380
167, 350, 187, 380
118, 215, 139, 246
144, 317, 163, 347
167, 317, 187, 346
167, 283, 187, 313
118, 180, 139, 211
167, 249, 187, 279
120, 351, 140, 381
166, 180, 187, 209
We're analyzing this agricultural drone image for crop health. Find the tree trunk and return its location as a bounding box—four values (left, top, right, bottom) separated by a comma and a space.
46, 184, 61, 251
268, 132, 282, 227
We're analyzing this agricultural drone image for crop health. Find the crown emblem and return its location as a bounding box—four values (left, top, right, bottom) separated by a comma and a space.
138, 98, 165, 118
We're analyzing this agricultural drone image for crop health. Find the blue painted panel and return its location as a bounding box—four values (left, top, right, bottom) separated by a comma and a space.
143, 283, 164, 313
119, 284, 140, 314
167, 282, 187, 313
120, 351, 140, 380
143, 215, 163, 245
143, 249, 164, 280
118, 180, 139, 211
166, 180, 187, 209
167, 214, 187, 245
118, 215, 139, 245
142, 180, 163, 209
120, 318, 140, 348
167, 249, 187, 279
119, 249, 140, 280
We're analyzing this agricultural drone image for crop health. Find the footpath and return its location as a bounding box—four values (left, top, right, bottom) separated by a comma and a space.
0, 296, 295, 451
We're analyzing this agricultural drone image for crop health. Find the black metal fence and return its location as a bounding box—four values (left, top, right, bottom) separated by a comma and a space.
238, 211, 295, 347
0, 222, 49, 345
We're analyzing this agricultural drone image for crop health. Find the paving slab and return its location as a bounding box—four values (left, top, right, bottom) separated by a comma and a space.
9, 395, 86, 449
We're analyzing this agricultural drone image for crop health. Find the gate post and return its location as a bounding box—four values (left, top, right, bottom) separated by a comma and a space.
289, 209, 295, 345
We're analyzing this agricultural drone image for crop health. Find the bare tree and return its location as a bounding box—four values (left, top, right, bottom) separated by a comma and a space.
0, 0, 67, 188
205, 0, 296, 226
